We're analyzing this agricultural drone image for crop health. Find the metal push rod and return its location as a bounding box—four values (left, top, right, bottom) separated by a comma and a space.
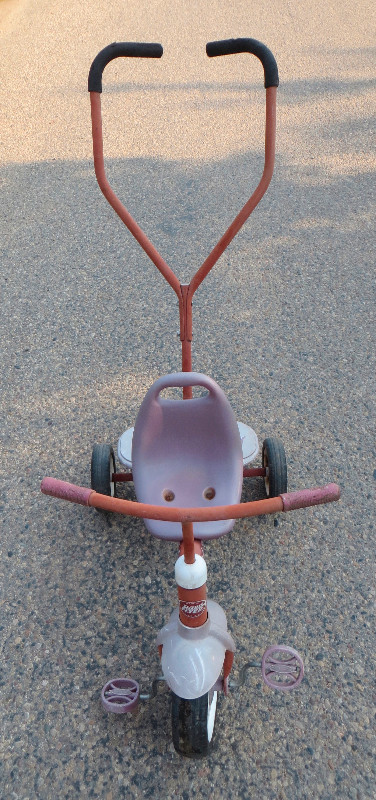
89, 41, 278, 390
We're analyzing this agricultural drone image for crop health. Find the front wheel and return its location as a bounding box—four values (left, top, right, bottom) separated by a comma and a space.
171, 689, 218, 758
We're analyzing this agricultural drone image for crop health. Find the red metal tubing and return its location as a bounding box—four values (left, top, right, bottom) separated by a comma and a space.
181, 521, 196, 564
92, 492, 283, 520
188, 86, 277, 299
243, 467, 266, 477
179, 540, 204, 558
114, 467, 266, 481
41, 477, 340, 522
90, 92, 181, 297
90, 85, 276, 301
112, 472, 133, 482
90, 84, 277, 378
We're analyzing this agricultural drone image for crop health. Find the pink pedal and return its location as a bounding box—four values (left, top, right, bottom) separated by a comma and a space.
261, 645, 304, 691
101, 678, 140, 714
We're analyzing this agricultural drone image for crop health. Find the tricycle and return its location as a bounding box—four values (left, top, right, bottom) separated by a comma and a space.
41, 38, 340, 758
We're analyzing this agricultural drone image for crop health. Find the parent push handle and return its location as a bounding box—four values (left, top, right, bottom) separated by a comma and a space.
88, 42, 181, 296
88, 37, 279, 368
188, 39, 278, 298
206, 38, 279, 88
88, 42, 163, 92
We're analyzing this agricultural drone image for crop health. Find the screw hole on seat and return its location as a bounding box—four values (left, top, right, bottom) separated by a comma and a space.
163, 489, 175, 502
203, 487, 216, 500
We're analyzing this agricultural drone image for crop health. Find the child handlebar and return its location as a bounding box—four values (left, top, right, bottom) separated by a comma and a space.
41, 477, 340, 523
206, 38, 279, 88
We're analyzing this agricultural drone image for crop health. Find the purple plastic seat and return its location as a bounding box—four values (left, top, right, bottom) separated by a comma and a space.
132, 372, 243, 541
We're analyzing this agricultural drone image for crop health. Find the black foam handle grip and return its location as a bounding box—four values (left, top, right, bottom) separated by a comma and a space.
206, 38, 279, 88
88, 42, 163, 92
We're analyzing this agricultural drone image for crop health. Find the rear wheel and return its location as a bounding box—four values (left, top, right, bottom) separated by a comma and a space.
171, 689, 218, 758
91, 444, 117, 499
262, 437, 287, 497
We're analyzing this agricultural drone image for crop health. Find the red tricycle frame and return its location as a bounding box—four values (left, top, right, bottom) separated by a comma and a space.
41, 38, 341, 757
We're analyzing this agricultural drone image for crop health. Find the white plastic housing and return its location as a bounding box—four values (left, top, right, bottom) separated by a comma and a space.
156, 600, 235, 699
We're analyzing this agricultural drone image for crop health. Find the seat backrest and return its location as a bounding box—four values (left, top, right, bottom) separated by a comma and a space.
132, 373, 243, 541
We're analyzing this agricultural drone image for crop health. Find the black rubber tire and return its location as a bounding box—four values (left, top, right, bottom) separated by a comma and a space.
262, 437, 288, 497
171, 690, 218, 758
91, 444, 117, 498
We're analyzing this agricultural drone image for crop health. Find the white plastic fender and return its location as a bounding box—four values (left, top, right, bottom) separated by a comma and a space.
156, 600, 235, 700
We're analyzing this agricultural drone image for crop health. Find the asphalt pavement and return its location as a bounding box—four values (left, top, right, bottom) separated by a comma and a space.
1, 0, 375, 798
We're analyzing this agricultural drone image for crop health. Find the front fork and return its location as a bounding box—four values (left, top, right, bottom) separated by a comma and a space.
156, 536, 236, 699
177, 537, 235, 692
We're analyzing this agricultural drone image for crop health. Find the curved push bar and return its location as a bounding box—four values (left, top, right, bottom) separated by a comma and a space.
88, 39, 278, 311
206, 38, 279, 88
88, 42, 163, 92
187, 40, 278, 298
41, 477, 340, 523
88, 42, 181, 296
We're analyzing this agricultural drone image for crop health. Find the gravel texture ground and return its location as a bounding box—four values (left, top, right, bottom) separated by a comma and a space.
1, 0, 375, 798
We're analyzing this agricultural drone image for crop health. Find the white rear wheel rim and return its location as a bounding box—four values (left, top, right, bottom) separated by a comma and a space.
207, 691, 217, 743
110, 455, 115, 497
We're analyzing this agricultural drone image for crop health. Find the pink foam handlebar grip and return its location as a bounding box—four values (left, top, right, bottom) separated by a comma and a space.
281, 483, 340, 512
41, 477, 93, 506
